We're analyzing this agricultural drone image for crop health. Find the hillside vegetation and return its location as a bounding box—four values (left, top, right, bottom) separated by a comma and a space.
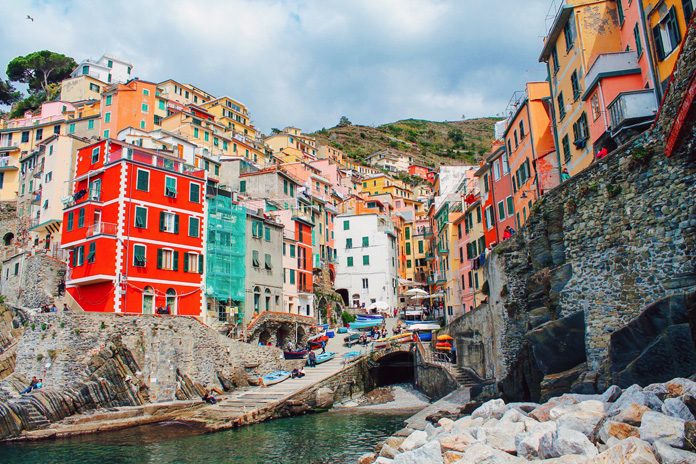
311, 117, 500, 168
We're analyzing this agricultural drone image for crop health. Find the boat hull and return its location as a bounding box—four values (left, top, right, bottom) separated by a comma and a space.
262, 371, 291, 386
283, 350, 309, 359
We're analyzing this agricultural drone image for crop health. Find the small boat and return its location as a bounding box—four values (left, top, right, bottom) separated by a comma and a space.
261, 370, 291, 386
315, 352, 336, 364
404, 319, 439, 325
435, 341, 452, 351
356, 313, 384, 320
349, 320, 382, 330
308, 333, 329, 350
337, 327, 349, 334
415, 331, 433, 342
343, 351, 361, 362
283, 349, 309, 360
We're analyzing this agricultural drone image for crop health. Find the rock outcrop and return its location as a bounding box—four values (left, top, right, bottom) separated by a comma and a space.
372, 379, 696, 463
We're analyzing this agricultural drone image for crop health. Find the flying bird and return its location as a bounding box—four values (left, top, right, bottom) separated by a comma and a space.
26, 15, 34, 21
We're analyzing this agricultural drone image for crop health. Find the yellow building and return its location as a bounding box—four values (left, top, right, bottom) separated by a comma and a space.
361, 174, 414, 200
158, 79, 215, 107
540, 0, 623, 176
317, 143, 345, 165
60, 74, 106, 102
643, 0, 694, 95
265, 127, 318, 159
201, 96, 258, 141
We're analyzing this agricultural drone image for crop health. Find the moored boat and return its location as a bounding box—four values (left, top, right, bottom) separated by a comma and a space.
315, 352, 337, 364
261, 370, 291, 386
356, 314, 384, 320
349, 320, 382, 330
283, 349, 309, 359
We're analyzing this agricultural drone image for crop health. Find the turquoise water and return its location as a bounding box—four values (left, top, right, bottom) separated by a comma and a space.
0, 410, 411, 464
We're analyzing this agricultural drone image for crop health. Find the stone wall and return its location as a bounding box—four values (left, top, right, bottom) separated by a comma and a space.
449, 24, 696, 402
0, 253, 65, 309
414, 352, 459, 401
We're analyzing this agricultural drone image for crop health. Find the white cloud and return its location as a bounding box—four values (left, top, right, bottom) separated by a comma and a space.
0, 0, 551, 132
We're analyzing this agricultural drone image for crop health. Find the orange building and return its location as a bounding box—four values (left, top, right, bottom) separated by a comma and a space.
504, 82, 559, 228
100, 79, 161, 139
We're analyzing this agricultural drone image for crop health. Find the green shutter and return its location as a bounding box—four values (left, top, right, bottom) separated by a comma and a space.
174, 214, 179, 234
199, 255, 204, 274
183, 253, 189, 273
157, 249, 163, 269
159, 212, 165, 231
172, 251, 179, 271
136, 170, 149, 191
264, 226, 270, 241
343, 220, 349, 230
87, 242, 96, 263
189, 183, 199, 202
240, 180, 246, 193
78, 208, 85, 228
347, 256, 353, 267
67, 212, 74, 231
406, 242, 411, 255
363, 255, 369, 265
362, 236, 369, 247
346, 238, 352, 249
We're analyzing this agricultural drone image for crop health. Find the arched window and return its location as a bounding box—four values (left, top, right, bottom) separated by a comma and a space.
264, 288, 271, 312
253, 286, 260, 313
142, 286, 155, 314
165, 288, 177, 315
3, 233, 14, 246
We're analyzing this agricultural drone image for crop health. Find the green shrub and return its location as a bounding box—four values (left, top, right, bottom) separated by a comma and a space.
341, 311, 356, 325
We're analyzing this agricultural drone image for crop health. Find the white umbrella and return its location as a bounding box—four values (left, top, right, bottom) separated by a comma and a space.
410, 294, 430, 300
404, 288, 428, 296
429, 292, 445, 298
368, 301, 389, 310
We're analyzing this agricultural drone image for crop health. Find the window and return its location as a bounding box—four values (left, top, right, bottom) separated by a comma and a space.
36, 128, 43, 141
418, 240, 424, 253
82, 65, 89, 75
67, 212, 74, 231
142, 88, 149, 96
347, 256, 354, 267
483, 173, 489, 193
685, 0, 695, 21
653, 7, 682, 60
107, 59, 113, 68
290, 244, 296, 257
632, 24, 643, 58
485, 206, 495, 230
135, 206, 147, 228
77, 208, 85, 228
502, 153, 510, 174
91, 146, 100, 164
72, 246, 85, 266
103, 130, 109, 139
252, 250, 260, 267
405, 242, 411, 255
21, 131, 29, 143
346, 238, 352, 249
571, 70, 581, 100
563, 15, 575, 51
136, 169, 150, 191
45, 172, 52, 183
362, 236, 369, 247
405, 227, 410, 240
165, 289, 177, 314
343, 220, 350, 230
264, 253, 272, 270
253, 287, 260, 312
104, 112, 111, 123
557, 92, 566, 120
362, 278, 369, 289
87, 242, 96, 264
239, 180, 246, 193
264, 226, 271, 241
498, 201, 506, 221
514, 130, 519, 148
617, 0, 624, 24
89, 179, 101, 201
160, 212, 179, 233
506, 196, 514, 216
551, 45, 560, 74
188, 217, 200, 237
363, 255, 370, 265
69, 123, 76, 134
105, 95, 112, 106
141, 103, 149, 113
252, 221, 263, 238
204, 132, 209, 142
289, 269, 296, 284
493, 159, 501, 181
573, 113, 589, 144
164, 176, 177, 197
591, 93, 601, 121
519, 121, 525, 139
562, 135, 571, 162
407, 259, 412, 268
88, 119, 95, 130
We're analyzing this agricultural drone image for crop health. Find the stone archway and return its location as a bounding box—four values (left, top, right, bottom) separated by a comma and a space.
296, 326, 307, 345
276, 324, 291, 348
259, 329, 272, 345
336, 289, 349, 306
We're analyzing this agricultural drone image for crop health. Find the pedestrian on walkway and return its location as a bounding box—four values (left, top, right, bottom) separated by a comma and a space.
320, 340, 326, 354
307, 351, 317, 367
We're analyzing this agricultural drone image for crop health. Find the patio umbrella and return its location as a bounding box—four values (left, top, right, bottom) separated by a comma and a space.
404, 288, 428, 296
429, 291, 445, 298
410, 294, 429, 300
437, 334, 454, 341
368, 301, 389, 311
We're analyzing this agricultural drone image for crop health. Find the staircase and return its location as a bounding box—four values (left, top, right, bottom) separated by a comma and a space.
415, 340, 490, 389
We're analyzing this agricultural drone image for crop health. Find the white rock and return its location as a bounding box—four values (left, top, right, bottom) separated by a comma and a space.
472, 399, 508, 420
662, 397, 696, 421
374, 458, 394, 464
540, 456, 591, 463
437, 430, 478, 453
500, 408, 525, 423
379, 444, 399, 459
597, 420, 640, 443
600, 385, 622, 403
645, 382, 669, 399
515, 421, 557, 459
609, 385, 663, 415
424, 422, 439, 439
462, 442, 527, 463
639, 411, 685, 447
653, 440, 696, 464
554, 427, 599, 457
588, 437, 659, 463
453, 415, 484, 432
507, 402, 539, 414
393, 440, 443, 464
399, 430, 428, 451
484, 421, 525, 453
665, 378, 696, 398
438, 417, 455, 432
556, 409, 606, 438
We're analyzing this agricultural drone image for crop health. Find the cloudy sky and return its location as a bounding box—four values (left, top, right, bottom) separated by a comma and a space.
1, 0, 553, 133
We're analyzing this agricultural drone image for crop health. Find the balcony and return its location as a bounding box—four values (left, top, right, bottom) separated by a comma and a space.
438, 246, 449, 255
425, 252, 435, 261
413, 226, 433, 237
86, 222, 118, 237
608, 90, 658, 142
291, 207, 314, 225
583, 52, 640, 100
105, 148, 201, 176
0, 156, 19, 171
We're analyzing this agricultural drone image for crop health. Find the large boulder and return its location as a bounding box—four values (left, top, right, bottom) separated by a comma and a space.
461, 442, 527, 463
553, 426, 599, 457
515, 421, 557, 459
614, 403, 651, 426
399, 430, 428, 452
609, 385, 663, 415
639, 411, 686, 447
652, 440, 696, 464
527, 311, 586, 375
588, 437, 658, 463
609, 293, 696, 388
393, 440, 443, 464
598, 421, 640, 443
663, 398, 696, 421
472, 399, 508, 420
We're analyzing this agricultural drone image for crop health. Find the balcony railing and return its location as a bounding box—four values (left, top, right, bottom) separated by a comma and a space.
86, 222, 118, 237
291, 207, 314, 224
413, 227, 433, 237
106, 148, 201, 176
584, 51, 639, 94
0, 157, 19, 170
608, 90, 657, 133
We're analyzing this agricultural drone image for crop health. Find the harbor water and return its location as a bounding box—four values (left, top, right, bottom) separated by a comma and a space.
0, 409, 412, 464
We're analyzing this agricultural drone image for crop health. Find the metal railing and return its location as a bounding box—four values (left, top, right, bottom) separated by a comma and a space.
86, 222, 118, 237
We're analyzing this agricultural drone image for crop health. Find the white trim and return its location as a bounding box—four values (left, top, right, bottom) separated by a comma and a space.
132, 243, 147, 267
66, 274, 116, 286
134, 205, 148, 228
128, 276, 201, 288
64, 198, 119, 213
126, 236, 203, 252
62, 236, 117, 249
135, 167, 150, 192
164, 174, 177, 198
126, 198, 204, 218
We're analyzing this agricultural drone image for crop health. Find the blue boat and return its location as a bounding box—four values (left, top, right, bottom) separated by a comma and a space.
404, 319, 439, 325
357, 314, 384, 320
315, 352, 337, 364
343, 351, 361, 362
261, 370, 291, 386
349, 320, 382, 330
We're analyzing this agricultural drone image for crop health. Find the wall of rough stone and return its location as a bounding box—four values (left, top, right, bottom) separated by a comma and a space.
0, 253, 65, 309
449, 24, 696, 402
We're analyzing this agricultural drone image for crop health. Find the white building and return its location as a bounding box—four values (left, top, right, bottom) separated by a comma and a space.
365, 149, 413, 173
334, 213, 399, 311
71, 55, 134, 84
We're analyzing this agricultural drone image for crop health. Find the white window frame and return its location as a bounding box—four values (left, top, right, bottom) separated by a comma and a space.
134, 205, 148, 228
133, 244, 147, 267
162, 212, 176, 233
161, 248, 175, 270
502, 153, 510, 175
493, 159, 501, 181
136, 168, 150, 192
186, 252, 199, 273
485, 206, 494, 230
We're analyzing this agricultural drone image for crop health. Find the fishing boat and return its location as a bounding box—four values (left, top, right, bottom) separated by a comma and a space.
356, 313, 384, 320
337, 327, 349, 334
315, 352, 336, 364
283, 349, 309, 360
343, 351, 361, 362
261, 370, 291, 386
403, 319, 439, 325
308, 333, 329, 350
349, 320, 382, 330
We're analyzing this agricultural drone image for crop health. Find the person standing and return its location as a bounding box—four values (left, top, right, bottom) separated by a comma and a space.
561, 168, 571, 182
320, 340, 326, 354
308, 350, 317, 367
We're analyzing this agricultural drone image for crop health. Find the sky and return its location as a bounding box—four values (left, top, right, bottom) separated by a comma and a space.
0, 0, 554, 133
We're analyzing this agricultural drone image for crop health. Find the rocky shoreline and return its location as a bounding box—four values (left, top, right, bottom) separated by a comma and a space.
360, 377, 696, 463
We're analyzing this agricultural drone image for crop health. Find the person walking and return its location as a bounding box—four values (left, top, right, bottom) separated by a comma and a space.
320, 340, 326, 354
307, 351, 317, 367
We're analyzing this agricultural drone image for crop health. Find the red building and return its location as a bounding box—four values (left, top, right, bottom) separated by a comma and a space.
476, 144, 516, 248
408, 164, 433, 183
61, 140, 206, 316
